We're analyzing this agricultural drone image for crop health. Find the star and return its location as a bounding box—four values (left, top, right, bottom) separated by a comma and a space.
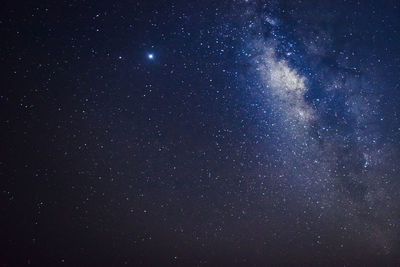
147, 53, 154, 60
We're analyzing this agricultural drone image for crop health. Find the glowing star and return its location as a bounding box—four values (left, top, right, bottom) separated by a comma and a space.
147, 53, 154, 60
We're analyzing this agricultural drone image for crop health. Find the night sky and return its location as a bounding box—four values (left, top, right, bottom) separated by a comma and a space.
1, 0, 400, 266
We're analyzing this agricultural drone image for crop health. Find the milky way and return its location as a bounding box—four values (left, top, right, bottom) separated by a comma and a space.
244, 1, 400, 259
1, 0, 400, 265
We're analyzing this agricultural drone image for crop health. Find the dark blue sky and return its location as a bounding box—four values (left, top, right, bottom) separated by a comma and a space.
1, 0, 400, 265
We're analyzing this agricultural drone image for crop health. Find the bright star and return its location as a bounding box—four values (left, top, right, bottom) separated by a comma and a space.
147, 53, 154, 60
